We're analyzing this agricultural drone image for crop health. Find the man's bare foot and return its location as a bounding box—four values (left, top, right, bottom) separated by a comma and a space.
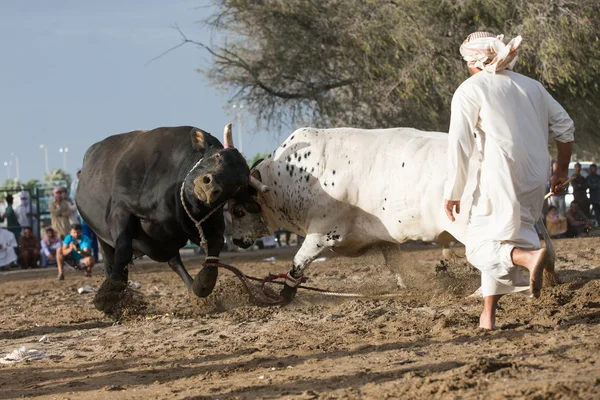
529, 248, 548, 298
479, 313, 497, 330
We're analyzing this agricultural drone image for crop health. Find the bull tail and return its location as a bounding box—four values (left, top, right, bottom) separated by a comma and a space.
536, 217, 559, 287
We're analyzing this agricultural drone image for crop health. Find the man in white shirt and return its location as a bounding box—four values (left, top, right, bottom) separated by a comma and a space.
0, 227, 17, 271
15, 191, 38, 236
444, 32, 575, 330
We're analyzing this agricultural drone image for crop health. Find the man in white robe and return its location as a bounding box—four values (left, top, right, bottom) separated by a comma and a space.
0, 227, 18, 270
444, 32, 575, 330
15, 191, 39, 236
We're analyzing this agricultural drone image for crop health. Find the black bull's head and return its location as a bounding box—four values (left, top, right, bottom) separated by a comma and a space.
227, 159, 272, 248
186, 124, 271, 210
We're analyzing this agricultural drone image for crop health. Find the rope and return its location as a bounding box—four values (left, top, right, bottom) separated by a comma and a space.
204, 261, 407, 306
179, 157, 226, 256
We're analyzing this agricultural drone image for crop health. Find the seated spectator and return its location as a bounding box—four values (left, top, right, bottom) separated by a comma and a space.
40, 227, 61, 268
0, 227, 18, 271
545, 206, 567, 238
18, 227, 40, 268
566, 201, 592, 238
56, 223, 95, 280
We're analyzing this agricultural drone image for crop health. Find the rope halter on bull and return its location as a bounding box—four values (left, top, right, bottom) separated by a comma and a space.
179, 123, 270, 261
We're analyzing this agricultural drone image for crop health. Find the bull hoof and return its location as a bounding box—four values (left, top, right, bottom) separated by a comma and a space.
192, 266, 219, 298
279, 284, 298, 306
94, 278, 127, 315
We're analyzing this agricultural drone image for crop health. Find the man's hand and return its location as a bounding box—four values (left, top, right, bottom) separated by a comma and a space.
444, 200, 461, 222
550, 171, 570, 195
48, 253, 54, 260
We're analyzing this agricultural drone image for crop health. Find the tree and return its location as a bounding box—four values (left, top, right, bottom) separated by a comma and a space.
44, 169, 72, 188
0, 179, 20, 190
193, 0, 600, 158
23, 179, 39, 194
248, 152, 271, 167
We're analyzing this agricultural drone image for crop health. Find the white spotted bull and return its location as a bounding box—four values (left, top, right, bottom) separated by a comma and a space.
229, 127, 555, 303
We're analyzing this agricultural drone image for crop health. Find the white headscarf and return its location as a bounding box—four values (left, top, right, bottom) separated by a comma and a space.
460, 32, 522, 74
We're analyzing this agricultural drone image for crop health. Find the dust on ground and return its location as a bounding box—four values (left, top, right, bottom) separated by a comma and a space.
0, 238, 599, 399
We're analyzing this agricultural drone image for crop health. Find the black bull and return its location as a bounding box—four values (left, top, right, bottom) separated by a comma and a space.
76, 125, 250, 314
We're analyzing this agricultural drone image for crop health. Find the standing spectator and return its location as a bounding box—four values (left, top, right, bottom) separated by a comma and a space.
40, 227, 61, 268
56, 223, 95, 280
586, 163, 600, 227
1, 194, 22, 243
0, 226, 17, 271
549, 161, 568, 216
545, 206, 567, 238
49, 187, 75, 239
15, 191, 38, 237
18, 226, 40, 268
275, 228, 290, 247
566, 201, 591, 238
571, 162, 589, 217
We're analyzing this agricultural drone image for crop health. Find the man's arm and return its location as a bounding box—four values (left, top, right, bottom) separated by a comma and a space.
546, 89, 575, 194
444, 86, 478, 221
41, 239, 51, 256
61, 238, 73, 256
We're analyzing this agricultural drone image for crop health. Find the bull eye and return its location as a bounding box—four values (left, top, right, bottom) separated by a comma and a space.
203, 176, 211, 184
232, 208, 245, 218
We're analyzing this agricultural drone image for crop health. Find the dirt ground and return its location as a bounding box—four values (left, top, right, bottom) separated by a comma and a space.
0, 237, 599, 400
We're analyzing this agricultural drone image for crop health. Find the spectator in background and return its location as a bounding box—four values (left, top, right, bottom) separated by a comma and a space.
275, 228, 290, 247
40, 227, 61, 268
49, 187, 76, 239
1, 194, 22, 243
0, 226, 18, 271
545, 206, 567, 238
70, 170, 81, 204
15, 191, 38, 237
566, 201, 591, 238
56, 223, 95, 280
80, 220, 99, 262
548, 161, 568, 216
18, 226, 40, 268
586, 163, 600, 227
571, 162, 589, 217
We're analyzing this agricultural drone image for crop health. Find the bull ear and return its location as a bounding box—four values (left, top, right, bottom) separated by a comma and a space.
250, 168, 261, 180
190, 128, 210, 151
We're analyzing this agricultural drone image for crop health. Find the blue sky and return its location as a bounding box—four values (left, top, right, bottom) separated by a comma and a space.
0, 0, 286, 182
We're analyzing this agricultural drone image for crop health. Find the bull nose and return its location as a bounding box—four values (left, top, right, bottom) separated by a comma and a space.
207, 188, 222, 204
201, 174, 213, 185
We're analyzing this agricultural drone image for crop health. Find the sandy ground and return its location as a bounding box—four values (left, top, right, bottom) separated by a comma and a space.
0, 237, 599, 400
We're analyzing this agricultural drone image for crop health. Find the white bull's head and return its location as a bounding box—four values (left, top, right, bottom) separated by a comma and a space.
229, 168, 271, 248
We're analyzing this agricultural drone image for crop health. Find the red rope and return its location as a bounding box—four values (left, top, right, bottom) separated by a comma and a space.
203, 261, 404, 305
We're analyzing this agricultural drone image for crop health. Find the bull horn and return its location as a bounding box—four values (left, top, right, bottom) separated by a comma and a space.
223, 123, 234, 148
249, 175, 270, 193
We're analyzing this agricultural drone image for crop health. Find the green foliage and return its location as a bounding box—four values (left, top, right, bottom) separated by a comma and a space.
0, 179, 20, 190
23, 179, 39, 194
198, 0, 600, 158
248, 152, 271, 167
44, 169, 72, 188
